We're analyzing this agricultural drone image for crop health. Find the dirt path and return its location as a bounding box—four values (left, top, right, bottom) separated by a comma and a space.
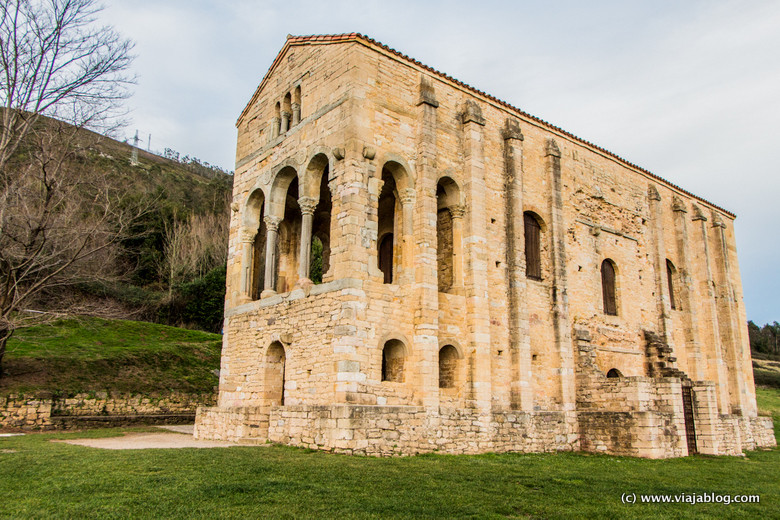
53, 425, 256, 450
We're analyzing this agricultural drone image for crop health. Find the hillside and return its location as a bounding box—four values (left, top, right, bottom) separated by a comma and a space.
10, 115, 234, 333
0, 317, 221, 396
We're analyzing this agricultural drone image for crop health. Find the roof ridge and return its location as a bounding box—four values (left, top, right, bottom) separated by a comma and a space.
241, 33, 734, 218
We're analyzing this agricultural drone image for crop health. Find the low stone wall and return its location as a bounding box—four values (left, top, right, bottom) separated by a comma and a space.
578, 411, 686, 458
194, 405, 269, 441
1, 392, 216, 430
0, 396, 52, 429
576, 377, 688, 458
197, 404, 578, 456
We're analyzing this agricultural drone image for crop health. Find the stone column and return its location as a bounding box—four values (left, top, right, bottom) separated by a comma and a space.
238, 227, 257, 303
712, 212, 748, 415
261, 215, 281, 298
280, 111, 291, 134
670, 194, 705, 380
460, 100, 492, 417
449, 205, 465, 291
648, 186, 674, 344
414, 76, 440, 407
296, 196, 318, 285
546, 138, 575, 412
503, 118, 532, 411
291, 102, 301, 126
399, 188, 416, 284
271, 117, 280, 139
692, 206, 730, 414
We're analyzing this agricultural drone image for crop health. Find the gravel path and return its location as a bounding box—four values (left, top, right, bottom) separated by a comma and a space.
54, 425, 254, 450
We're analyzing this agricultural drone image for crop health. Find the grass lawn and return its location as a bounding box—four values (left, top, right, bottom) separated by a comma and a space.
1, 317, 221, 396
0, 389, 777, 519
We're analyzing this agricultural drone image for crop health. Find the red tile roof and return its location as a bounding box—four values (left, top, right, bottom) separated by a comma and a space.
239, 33, 734, 218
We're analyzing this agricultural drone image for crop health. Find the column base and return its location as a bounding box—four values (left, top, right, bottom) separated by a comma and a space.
294, 278, 314, 291
260, 289, 277, 299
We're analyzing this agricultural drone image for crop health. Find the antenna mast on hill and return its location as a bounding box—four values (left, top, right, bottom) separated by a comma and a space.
130, 130, 139, 166
148, 133, 152, 151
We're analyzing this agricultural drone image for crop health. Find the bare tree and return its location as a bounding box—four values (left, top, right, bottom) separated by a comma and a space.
161, 208, 230, 298
0, 0, 136, 376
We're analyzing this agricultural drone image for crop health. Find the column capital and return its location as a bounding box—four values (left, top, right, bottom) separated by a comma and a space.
545, 138, 561, 158
460, 100, 485, 126
291, 102, 300, 110
501, 118, 524, 141
238, 227, 257, 243
648, 185, 661, 201
399, 188, 416, 206
672, 195, 687, 213
264, 215, 282, 231
280, 110, 292, 118
417, 77, 439, 108
711, 212, 726, 228
449, 204, 466, 219
298, 196, 318, 215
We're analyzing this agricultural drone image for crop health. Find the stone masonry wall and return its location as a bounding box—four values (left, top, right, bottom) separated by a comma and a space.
265, 404, 578, 456
1, 392, 214, 430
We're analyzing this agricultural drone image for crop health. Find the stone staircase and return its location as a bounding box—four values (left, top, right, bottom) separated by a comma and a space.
644, 331, 689, 381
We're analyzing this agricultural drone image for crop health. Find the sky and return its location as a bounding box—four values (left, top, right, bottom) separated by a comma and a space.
101, 0, 780, 324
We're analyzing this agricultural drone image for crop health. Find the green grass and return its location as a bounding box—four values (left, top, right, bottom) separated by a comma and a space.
753, 358, 780, 389
757, 386, 780, 441
0, 388, 776, 519
1, 317, 221, 396
0, 428, 776, 519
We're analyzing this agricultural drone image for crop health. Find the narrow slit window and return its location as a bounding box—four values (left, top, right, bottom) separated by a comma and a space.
601, 259, 617, 316
524, 213, 542, 280
666, 259, 676, 310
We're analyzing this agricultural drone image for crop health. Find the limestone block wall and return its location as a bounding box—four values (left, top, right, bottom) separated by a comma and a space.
219, 279, 369, 408
0, 396, 52, 429
265, 405, 577, 456
1, 392, 214, 430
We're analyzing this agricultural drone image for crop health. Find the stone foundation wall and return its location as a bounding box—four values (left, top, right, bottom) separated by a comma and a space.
578, 411, 685, 458
194, 405, 269, 441
197, 403, 578, 455
1, 392, 215, 430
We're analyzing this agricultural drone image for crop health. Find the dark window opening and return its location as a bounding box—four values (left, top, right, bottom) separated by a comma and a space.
666, 259, 676, 310
379, 234, 394, 284
524, 212, 542, 280
601, 259, 617, 316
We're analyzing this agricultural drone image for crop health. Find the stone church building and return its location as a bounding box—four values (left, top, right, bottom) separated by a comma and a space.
195, 34, 775, 457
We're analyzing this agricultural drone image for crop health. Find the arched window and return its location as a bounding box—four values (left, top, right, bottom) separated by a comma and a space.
438, 345, 459, 388
524, 212, 542, 280
436, 177, 461, 293
606, 368, 622, 378
281, 92, 292, 133
666, 259, 676, 310
271, 102, 282, 137
265, 342, 286, 406
601, 259, 617, 316
381, 339, 405, 382
378, 167, 398, 284
276, 177, 300, 293
311, 163, 331, 283
292, 85, 302, 126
